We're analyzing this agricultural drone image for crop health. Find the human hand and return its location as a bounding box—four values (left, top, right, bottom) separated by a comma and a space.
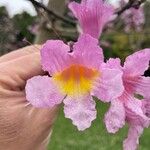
0, 46, 58, 150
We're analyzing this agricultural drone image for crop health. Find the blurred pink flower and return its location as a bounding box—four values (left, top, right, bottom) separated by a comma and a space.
104, 49, 150, 150
25, 34, 124, 131
120, 0, 145, 32
68, 0, 114, 38
120, 0, 126, 7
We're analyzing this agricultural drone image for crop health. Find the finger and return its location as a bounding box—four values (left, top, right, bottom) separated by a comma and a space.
0, 45, 41, 63
31, 105, 60, 128
0, 52, 44, 90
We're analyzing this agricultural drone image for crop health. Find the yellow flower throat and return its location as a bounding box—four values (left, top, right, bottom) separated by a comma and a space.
54, 64, 99, 96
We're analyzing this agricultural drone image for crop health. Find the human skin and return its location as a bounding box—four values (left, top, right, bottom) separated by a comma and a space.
0, 45, 58, 150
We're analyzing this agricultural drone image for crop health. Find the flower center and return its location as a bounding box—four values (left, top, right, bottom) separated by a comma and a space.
53, 64, 99, 96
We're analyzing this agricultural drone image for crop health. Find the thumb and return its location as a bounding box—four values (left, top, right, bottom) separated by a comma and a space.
0, 52, 44, 90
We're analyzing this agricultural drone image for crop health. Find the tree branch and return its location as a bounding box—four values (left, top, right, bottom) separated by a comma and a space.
28, 0, 76, 26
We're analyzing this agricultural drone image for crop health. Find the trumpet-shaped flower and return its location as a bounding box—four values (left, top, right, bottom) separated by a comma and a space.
68, 0, 114, 38
104, 49, 150, 150
25, 34, 124, 131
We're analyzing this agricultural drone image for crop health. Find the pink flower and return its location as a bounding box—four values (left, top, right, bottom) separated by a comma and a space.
121, 4, 145, 32
104, 49, 150, 150
68, 0, 114, 38
25, 34, 124, 131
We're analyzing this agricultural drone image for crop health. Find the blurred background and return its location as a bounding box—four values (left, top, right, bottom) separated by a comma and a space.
0, 0, 149, 149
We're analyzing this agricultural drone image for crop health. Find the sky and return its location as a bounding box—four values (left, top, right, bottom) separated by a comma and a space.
0, 0, 119, 17
0, 0, 48, 17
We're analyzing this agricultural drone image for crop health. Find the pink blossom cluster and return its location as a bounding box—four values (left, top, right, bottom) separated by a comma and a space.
25, 0, 150, 150
120, 0, 145, 32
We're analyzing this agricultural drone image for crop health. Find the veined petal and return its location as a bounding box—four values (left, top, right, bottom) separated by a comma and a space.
124, 100, 150, 150
123, 48, 150, 76
126, 104, 149, 129
135, 77, 150, 99
123, 125, 144, 150
125, 96, 148, 120
124, 76, 150, 99
73, 34, 104, 70
104, 99, 125, 133
41, 40, 71, 75
69, 0, 114, 38
92, 68, 124, 102
25, 76, 65, 107
63, 94, 96, 131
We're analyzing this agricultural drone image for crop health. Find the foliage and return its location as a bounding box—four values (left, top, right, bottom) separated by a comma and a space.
101, 30, 150, 61
13, 12, 37, 42
0, 6, 37, 55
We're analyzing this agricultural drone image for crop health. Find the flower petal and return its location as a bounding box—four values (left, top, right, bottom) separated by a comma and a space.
123, 125, 143, 150
63, 94, 96, 131
126, 105, 149, 129
142, 99, 150, 121
69, 0, 114, 38
123, 48, 150, 76
124, 100, 150, 150
73, 34, 104, 70
124, 76, 150, 99
104, 99, 125, 133
125, 96, 148, 120
25, 76, 65, 107
92, 67, 124, 102
135, 77, 150, 99
41, 40, 71, 75
104, 58, 122, 70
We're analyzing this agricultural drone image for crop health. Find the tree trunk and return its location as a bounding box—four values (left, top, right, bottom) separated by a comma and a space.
34, 0, 66, 44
